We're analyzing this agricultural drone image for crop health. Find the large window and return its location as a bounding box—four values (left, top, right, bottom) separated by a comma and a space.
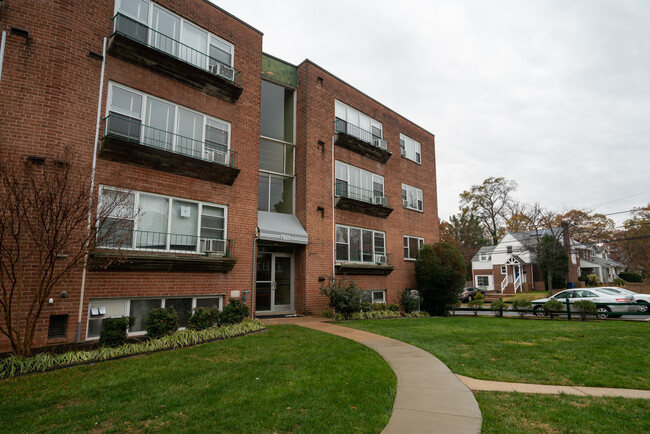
400, 133, 421, 164
335, 161, 384, 203
106, 82, 231, 163
114, 0, 235, 72
402, 184, 423, 212
259, 80, 295, 214
476, 276, 490, 288
336, 225, 386, 263
97, 186, 227, 254
335, 100, 384, 148
403, 236, 424, 260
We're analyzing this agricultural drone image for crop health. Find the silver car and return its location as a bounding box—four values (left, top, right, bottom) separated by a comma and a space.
532, 288, 636, 319
595, 287, 649, 313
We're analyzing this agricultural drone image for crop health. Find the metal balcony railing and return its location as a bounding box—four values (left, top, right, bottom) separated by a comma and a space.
335, 181, 390, 207
335, 250, 391, 265
334, 118, 387, 150
97, 228, 234, 257
103, 114, 238, 168
111, 13, 240, 85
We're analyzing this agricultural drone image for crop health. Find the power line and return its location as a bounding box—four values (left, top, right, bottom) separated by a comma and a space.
593, 189, 650, 210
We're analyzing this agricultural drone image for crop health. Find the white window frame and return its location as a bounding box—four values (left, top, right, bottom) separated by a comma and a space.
335, 224, 386, 264
107, 81, 231, 161
501, 266, 507, 274
401, 183, 423, 212
335, 100, 383, 139
335, 160, 384, 199
362, 290, 386, 304
403, 235, 424, 261
476, 275, 490, 288
114, 0, 235, 69
97, 185, 228, 254
399, 133, 421, 164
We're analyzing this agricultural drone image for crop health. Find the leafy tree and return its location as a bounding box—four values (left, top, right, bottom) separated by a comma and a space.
460, 177, 518, 244
620, 204, 650, 276
415, 243, 466, 316
551, 210, 615, 243
440, 209, 489, 279
536, 234, 569, 295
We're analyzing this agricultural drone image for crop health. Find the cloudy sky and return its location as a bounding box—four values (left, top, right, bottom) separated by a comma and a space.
215, 0, 650, 227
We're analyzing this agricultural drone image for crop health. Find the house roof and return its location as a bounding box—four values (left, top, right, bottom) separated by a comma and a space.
471, 246, 495, 262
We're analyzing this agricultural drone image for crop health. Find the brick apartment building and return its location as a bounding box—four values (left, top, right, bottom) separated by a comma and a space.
0, 0, 438, 352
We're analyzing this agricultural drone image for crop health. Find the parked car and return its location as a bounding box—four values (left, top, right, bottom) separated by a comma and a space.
459, 287, 485, 302
531, 288, 636, 319
594, 287, 649, 313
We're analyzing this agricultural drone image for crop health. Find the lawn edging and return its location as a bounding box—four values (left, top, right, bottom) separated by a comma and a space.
0, 319, 265, 379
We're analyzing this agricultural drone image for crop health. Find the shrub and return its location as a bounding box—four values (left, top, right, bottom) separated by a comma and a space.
370, 303, 386, 311
474, 292, 484, 301
490, 299, 507, 317
187, 307, 219, 331
387, 303, 400, 312
415, 243, 466, 316
573, 300, 597, 321
399, 289, 420, 314
219, 298, 249, 325
584, 274, 601, 287
542, 299, 564, 320
619, 271, 643, 283
404, 311, 430, 318
450, 299, 462, 316
350, 310, 401, 320
319, 277, 362, 318
99, 316, 134, 347
146, 307, 179, 339
467, 299, 484, 316
578, 275, 588, 282
321, 310, 333, 319
511, 299, 532, 318
612, 278, 626, 287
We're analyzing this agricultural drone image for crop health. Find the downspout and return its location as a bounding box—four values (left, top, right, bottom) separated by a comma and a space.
250, 228, 259, 320
0, 30, 6, 81
331, 135, 335, 277
76, 37, 107, 342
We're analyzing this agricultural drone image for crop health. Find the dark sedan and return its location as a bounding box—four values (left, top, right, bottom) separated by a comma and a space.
459, 287, 485, 302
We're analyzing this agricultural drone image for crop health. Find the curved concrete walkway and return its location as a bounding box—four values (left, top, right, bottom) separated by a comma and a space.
260, 316, 482, 433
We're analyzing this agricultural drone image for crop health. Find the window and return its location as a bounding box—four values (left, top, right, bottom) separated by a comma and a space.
259, 80, 295, 214
506, 246, 513, 254
87, 296, 224, 338
336, 225, 385, 263
399, 133, 421, 164
361, 290, 386, 304
115, 0, 235, 70
403, 236, 424, 260
479, 252, 489, 261
48, 315, 68, 339
335, 161, 384, 202
402, 184, 423, 211
501, 266, 506, 274
106, 82, 231, 163
335, 100, 384, 148
97, 186, 227, 254
476, 276, 490, 288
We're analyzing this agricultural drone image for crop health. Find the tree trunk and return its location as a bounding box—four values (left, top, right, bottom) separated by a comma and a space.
547, 269, 553, 297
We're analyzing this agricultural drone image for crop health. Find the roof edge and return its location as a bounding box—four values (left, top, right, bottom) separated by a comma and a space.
202, 0, 263, 35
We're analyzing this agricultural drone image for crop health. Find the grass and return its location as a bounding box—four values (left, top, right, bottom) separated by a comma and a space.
344, 316, 649, 389
500, 291, 548, 302
476, 392, 650, 433
0, 325, 395, 433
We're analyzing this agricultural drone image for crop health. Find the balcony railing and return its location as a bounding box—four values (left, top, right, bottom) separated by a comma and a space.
334, 118, 387, 150
97, 228, 234, 257
111, 13, 240, 85
103, 114, 237, 169
335, 250, 391, 265
335, 181, 390, 207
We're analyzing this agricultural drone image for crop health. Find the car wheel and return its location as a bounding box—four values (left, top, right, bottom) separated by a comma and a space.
533, 305, 545, 317
596, 306, 611, 319
637, 302, 649, 313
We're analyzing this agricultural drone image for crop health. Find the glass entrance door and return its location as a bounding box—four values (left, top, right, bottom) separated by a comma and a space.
255, 252, 292, 312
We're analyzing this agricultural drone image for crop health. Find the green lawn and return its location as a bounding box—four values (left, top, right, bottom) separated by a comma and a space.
476, 392, 650, 433
500, 291, 548, 302
343, 317, 649, 389
0, 325, 395, 433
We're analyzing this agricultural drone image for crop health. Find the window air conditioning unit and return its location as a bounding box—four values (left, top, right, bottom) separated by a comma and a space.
373, 196, 388, 206
202, 239, 226, 255
211, 63, 235, 81
204, 149, 227, 164
402, 199, 409, 207
373, 138, 387, 149
400, 148, 406, 157
374, 254, 387, 264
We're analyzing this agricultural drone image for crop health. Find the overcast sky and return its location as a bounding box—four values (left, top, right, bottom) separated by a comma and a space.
215, 0, 650, 227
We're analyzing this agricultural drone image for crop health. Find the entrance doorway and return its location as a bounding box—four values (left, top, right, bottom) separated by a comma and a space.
255, 251, 293, 313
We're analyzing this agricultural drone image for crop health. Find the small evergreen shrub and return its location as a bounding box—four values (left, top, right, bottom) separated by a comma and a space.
450, 299, 462, 316
187, 307, 219, 331
578, 275, 588, 282
542, 299, 564, 320
146, 306, 179, 339
585, 274, 601, 287
219, 298, 250, 325
99, 316, 134, 347
399, 289, 420, 314
319, 277, 363, 319
619, 271, 642, 283
490, 299, 507, 317
467, 298, 484, 316
613, 278, 626, 287
573, 300, 597, 321
321, 310, 333, 319
387, 303, 400, 312
370, 302, 386, 311
511, 299, 532, 318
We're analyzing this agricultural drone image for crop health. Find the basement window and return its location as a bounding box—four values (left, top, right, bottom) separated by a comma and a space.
48, 315, 68, 339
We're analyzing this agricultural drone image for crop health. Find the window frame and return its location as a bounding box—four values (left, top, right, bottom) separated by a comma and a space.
403, 235, 424, 261
401, 183, 423, 212
500, 266, 507, 274
335, 100, 384, 140
476, 275, 490, 288
335, 224, 386, 264
399, 133, 421, 164
335, 160, 385, 200
97, 185, 228, 254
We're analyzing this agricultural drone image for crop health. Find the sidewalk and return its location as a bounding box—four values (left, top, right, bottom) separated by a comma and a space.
261, 316, 483, 434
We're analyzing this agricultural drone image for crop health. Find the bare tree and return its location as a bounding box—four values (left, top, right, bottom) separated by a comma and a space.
0, 151, 125, 356
460, 177, 518, 244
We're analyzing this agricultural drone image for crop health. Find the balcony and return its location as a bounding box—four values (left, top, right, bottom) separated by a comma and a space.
99, 114, 240, 185
334, 182, 393, 218
90, 230, 236, 273
334, 118, 392, 164
335, 252, 394, 276
107, 13, 243, 103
